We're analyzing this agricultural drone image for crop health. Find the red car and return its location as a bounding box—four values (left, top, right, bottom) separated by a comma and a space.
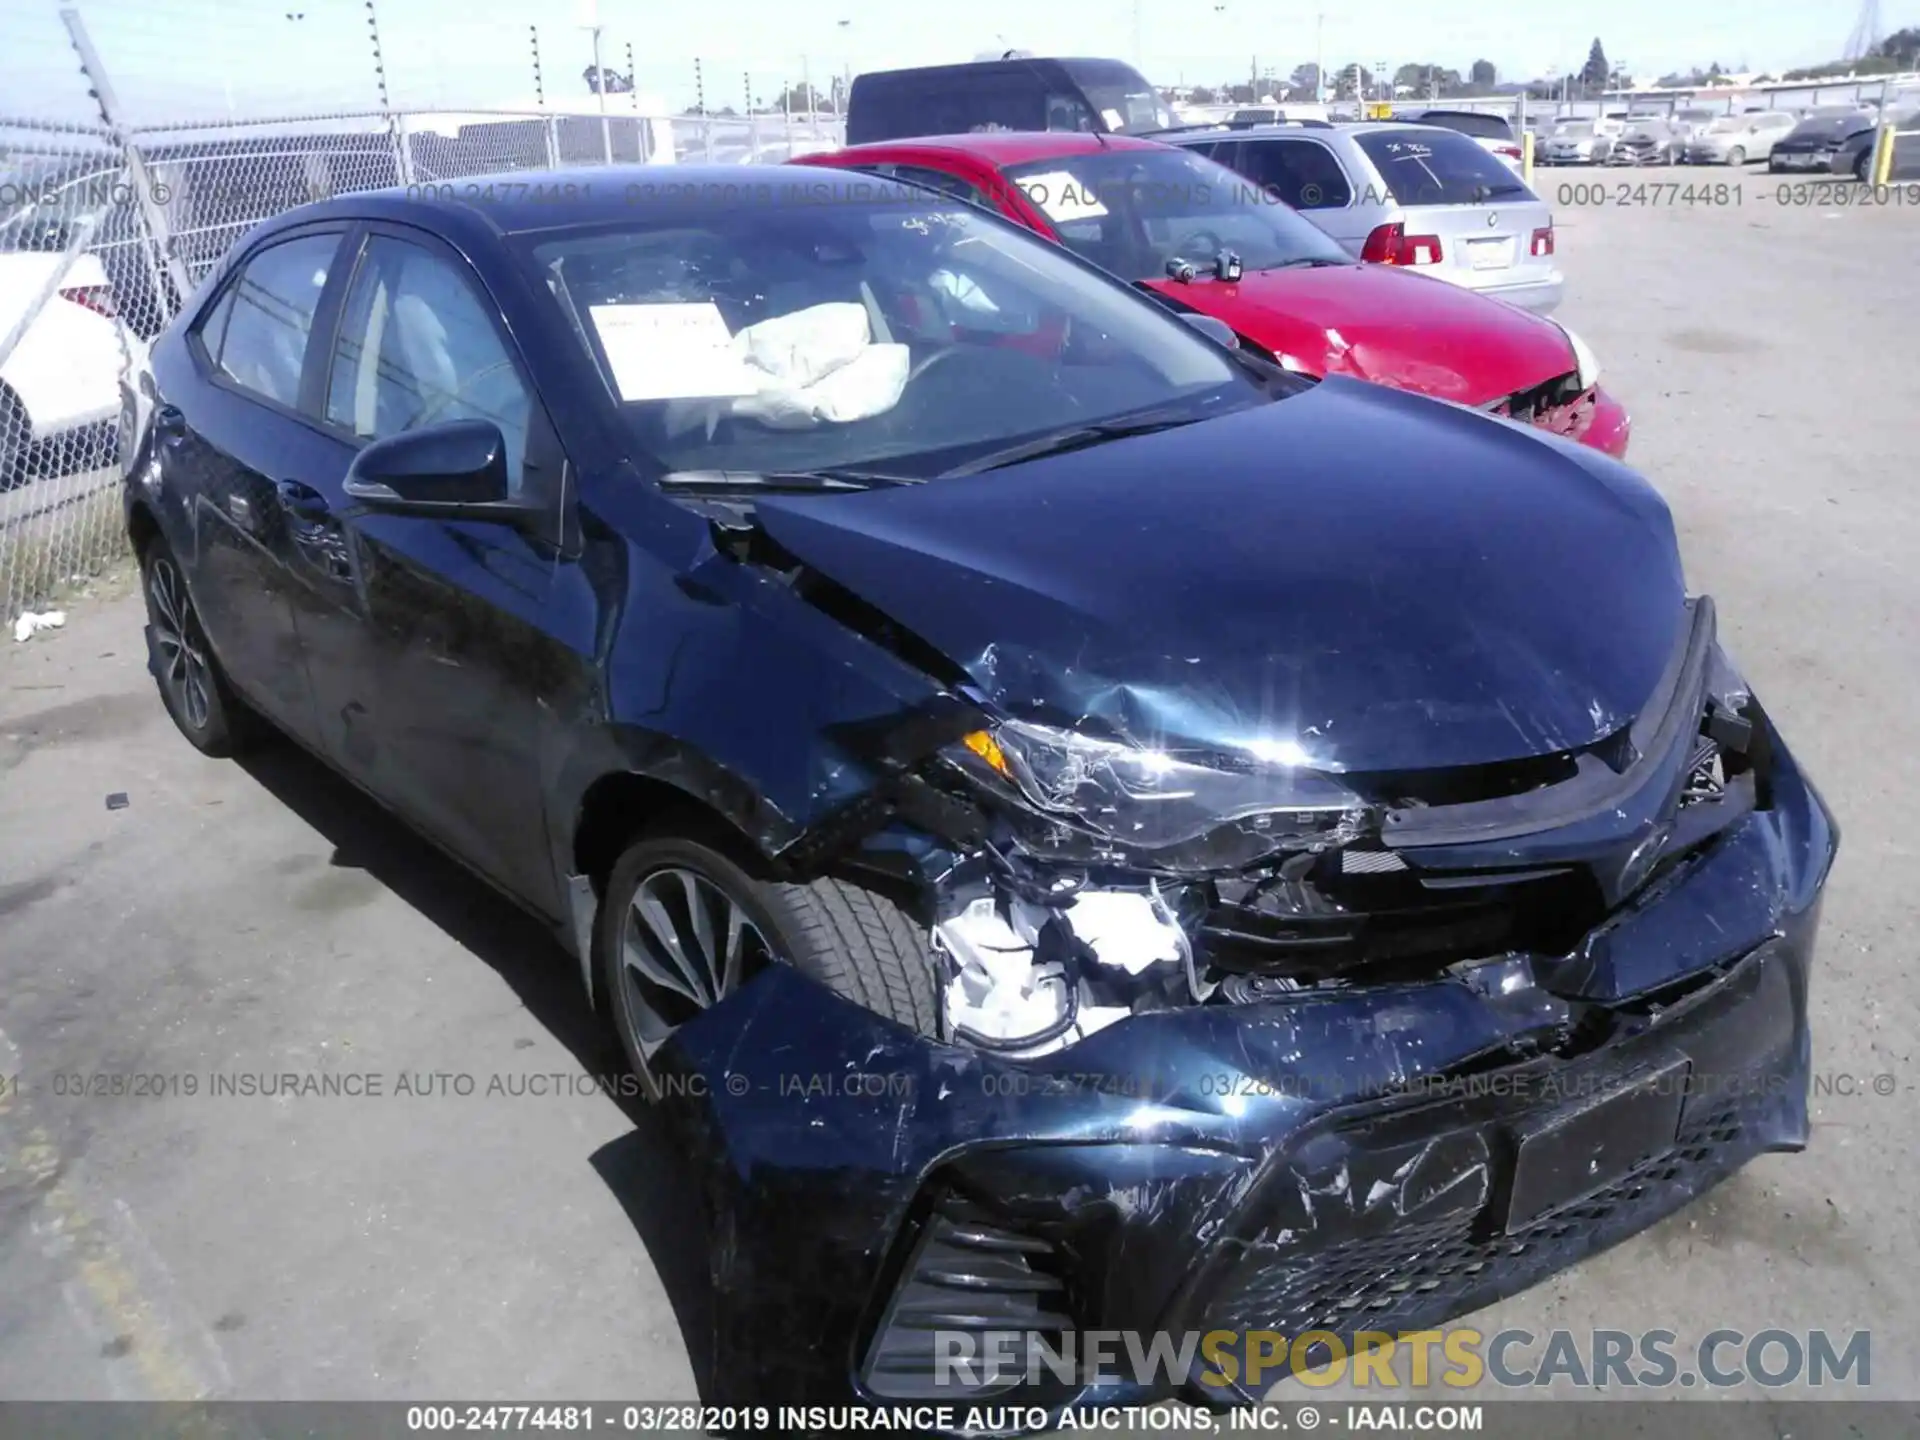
797, 133, 1630, 457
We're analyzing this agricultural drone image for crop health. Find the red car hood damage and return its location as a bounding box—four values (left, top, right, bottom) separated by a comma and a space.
1142, 263, 1574, 406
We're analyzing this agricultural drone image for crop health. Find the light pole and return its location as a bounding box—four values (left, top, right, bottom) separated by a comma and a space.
1315, 11, 1325, 103
837, 19, 852, 114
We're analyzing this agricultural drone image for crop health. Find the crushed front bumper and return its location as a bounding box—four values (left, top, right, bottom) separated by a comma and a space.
654, 728, 1834, 1425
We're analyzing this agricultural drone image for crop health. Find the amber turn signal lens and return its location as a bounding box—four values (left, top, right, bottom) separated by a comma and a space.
962, 729, 1010, 776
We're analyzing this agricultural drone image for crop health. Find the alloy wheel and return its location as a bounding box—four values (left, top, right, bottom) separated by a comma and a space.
618, 866, 772, 1061
148, 556, 213, 732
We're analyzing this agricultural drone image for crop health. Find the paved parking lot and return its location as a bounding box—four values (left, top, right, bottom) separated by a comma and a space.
1, 173, 1916, 1415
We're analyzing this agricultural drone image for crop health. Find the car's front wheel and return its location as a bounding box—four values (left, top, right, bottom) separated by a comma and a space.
140, 538, 260, 756
1727, 146, 1746, 167
1855, 147, 1874, 183
596, 834, 938, 1097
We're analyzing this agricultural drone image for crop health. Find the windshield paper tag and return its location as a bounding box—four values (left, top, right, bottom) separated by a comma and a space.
1015, 170, 1109, 223
588, 302, 758, 401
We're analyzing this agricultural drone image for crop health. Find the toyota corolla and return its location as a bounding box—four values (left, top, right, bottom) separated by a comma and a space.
122, 168, 1833, 1423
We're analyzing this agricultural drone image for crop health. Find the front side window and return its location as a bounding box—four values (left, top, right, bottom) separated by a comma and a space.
875, 164, 995, 209
1232, 139, 1354, 209
325, 236, 535, 493
1003, 146, 1353, 275
528, 188, 1265, 480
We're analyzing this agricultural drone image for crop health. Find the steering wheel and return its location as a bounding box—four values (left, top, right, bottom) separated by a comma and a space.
1171, 230, 1226, 264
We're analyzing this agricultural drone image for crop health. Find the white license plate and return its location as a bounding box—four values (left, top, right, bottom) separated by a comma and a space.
1778, 153, 1820, 168
1467, 237, 1514, 271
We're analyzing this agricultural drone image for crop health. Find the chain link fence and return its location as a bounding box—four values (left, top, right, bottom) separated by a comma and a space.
1, 1, 844, 630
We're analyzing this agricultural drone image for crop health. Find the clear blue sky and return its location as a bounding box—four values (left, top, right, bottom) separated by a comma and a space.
4, 0, 1899, 125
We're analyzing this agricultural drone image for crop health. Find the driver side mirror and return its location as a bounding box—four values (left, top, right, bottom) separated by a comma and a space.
343, 420, 542, 526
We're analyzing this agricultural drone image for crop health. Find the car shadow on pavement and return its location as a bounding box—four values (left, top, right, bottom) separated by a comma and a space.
234, 735, 722, 1400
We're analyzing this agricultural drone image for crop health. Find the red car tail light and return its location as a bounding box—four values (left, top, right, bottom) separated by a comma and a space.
1360, 223, 1444, 267
1530, 225, 1554, 257
1495, 144, 1523, 159
59, 283, 117, 318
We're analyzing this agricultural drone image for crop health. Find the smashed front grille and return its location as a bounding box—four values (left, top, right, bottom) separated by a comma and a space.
1201, 864, 1604, 985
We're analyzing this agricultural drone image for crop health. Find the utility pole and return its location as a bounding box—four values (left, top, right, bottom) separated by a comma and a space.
584, 0, 612, 165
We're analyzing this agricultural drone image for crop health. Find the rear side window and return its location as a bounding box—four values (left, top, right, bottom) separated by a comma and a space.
201, 232, 339, 407
869, 164, 995, 209
1353, 130, 1527, 206
1232, 139, 1353, 209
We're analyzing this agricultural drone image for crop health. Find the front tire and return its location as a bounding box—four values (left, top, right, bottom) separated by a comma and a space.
140, 538, 260, 756
1727, 146, 1745, 167
596, 835, 938, 1096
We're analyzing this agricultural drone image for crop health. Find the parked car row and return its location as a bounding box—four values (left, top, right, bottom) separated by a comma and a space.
797, 128, 1619, 458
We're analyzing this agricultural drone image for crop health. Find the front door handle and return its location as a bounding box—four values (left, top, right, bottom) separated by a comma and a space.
275, 479, 332, 524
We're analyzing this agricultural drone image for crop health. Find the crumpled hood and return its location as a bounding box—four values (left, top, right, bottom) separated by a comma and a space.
1142, 265, 1575, 406
752, 377, 1686, 775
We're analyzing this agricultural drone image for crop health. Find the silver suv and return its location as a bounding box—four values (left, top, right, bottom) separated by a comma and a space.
1167, 121, 1563, 314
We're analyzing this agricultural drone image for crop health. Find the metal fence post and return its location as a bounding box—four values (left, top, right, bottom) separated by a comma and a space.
391, 111, 414, 185
61, 8, 191, 308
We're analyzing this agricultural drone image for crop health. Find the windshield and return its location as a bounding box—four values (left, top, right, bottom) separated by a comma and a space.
1000, 147, 1351, 279
528, 188, 1262, 480
1706, 116, 1746, 134
1553, 122, 1595, 138
1064, 59, 1177, 133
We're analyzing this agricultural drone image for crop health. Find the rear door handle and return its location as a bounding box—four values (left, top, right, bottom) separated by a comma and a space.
275, 479, 332, 524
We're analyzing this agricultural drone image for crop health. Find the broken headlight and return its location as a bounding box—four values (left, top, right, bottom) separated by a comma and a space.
952, 718, 1364, 854
1556, 323, 1600, 392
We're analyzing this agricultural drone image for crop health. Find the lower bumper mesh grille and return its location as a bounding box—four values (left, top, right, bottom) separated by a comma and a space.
1201, 1096, 1753, 1373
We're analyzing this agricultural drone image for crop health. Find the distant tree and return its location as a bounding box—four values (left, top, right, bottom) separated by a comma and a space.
1881, 27, 1920, 67
1289, 62, 1321, 95
1470, 58, 1497, 88
1392, 62, 1427, 94
1225, 81, 1257, 104
1189, 85, 1217, 104
1581, 38, 1610, 89
1333, 63, 1373, 100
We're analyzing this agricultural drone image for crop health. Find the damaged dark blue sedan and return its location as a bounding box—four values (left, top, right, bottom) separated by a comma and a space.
122, 168, 1836, 1419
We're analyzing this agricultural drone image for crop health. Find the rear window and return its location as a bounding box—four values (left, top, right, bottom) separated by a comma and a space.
1354, 129, 1530, 205
1415, 112, 1512, 140
847, 71, 1048, 143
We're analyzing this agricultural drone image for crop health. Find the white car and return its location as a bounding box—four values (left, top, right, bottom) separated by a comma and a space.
0, 249, 135, 478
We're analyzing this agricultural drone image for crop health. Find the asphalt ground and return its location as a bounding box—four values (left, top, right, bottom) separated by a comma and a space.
0, 168, 1915, 1424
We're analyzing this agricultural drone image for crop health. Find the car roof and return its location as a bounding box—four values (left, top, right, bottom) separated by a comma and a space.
821, 132, 1172, 165
853, 57, 1113, 83
253, 164, 921, 242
